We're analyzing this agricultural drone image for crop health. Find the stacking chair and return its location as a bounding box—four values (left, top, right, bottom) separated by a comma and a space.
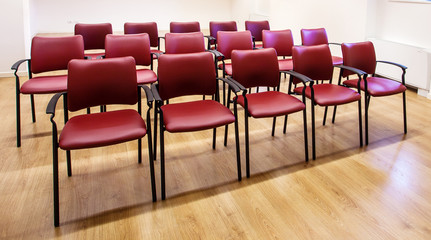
11, 35, 84, 147
74, 23, 112, 59
216, 31, 253, 105
46, 56, 156, 227
208, 21, 238, 50
301, 28, 343, 66
104, 34, 157, 86
340, 41, 407, 145
245, 20, 270, 48
288, 44, 365, 160
170, 21, 201, 33
152, 52, 241, 200
227, 48, 308, 177
124, 22, 163, 56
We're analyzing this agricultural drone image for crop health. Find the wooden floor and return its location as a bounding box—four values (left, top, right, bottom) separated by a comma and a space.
1, 72, 431, 239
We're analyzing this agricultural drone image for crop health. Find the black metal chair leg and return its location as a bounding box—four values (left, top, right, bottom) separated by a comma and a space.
283, 115, 288, 134
302, 108, 309, 162
30, 94, 36, 123
66, 150, 72, 177
146, 112, 157, 202
323, 106, 328, 126
403, 91, 407, 134
51, 126, 60, 227
212, 128, 217, 149
138, 138, 142, 164
332, 106, 337, 124
271, 117, 276, 137
16, 91, 21, 147
244, 110, 250, 178
224, 89, 232, 147
153, 103, 158, 161
233, 101, 241, 181
365, 94, 369, 145
160, 113, 166, 200
358, 100, 363, 147
311, 103, 316, 160
86, 108, 90, 114
63, 94, 69, 123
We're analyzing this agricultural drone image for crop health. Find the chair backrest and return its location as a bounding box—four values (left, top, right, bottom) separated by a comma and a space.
262, 29, 294, 57
209, 21, 238, 43
157, 52, 216, 100
341, 41, 376, 77
301, 28, 329, 46
104, 34, 152, 66
217, 31, 253, 60
292, 44, 334, 81
245, 20, 270, 41
67, 56, 138, 112
231, 48, 280, 89
170, 21, 201, 33
74, 23, 112, 50
124, 22, 159, 48
164, 32, 206, 54
30, 35, 85, 74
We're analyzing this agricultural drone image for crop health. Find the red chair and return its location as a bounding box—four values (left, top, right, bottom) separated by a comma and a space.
340, 41, 407, 145
228, 48, 308, 177
170, 21, 201, 33
46, 56, 156, 227
11, 35, 84, 147
301, 28, 343, 66
164, 32, 206, 54
74, 23, 112, 59
208, 21, 238, 50
124, 22, 163, 56
245, 20, 270, 48
152, 52, 241, 199
290, 44, 365, 160
104, 34, 157, 86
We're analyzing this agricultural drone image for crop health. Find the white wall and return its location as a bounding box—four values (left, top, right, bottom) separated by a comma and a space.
0, 0, 27, 77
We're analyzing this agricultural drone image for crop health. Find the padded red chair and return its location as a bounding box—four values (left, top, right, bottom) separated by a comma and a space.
46, 56, 156, 227
124, 22, 163, 56
208, 21, 238, 50
74, 23, 112, 59
152, 52, 241, 200
104, 34, 157, 86
340, 41, 407, 145
245, 20, 270, 48
11, 35, 84, 147
164, 32, 206, 54
228, 48, 308, 177
262, 29, 295, 73
170, 21, 201, 33
301, 28, 343, 66
216, 31, 253, 105
290, 44, 365, 160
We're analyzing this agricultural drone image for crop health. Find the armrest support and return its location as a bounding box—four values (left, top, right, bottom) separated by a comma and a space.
207, 49, 224, 60
283, 70, 313, 84
151, 83, 162, 103
46, 92, 66, 116
336, 65, 367, 76
140, 85, 154, 103
218, 77, 241, 93
376, 60, 407, 71
226, 76, 246, 91
11, 59, 30, 71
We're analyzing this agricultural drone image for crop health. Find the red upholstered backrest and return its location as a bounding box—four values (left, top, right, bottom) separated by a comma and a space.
104, 34, 152, 66
124, 22, 159, 48
209, 21, 237, 44
245, 20, 270, 41
74, 23, 112, 50
217, 31, 253, 60
157, 52, 216, 100
67, 56, 138, 112
301, 28, 329, 46
170, 21, 201, 33
292, 45, 334, 82
342, 41, 376, 77
231, 48, 280, 89
30, 35, 84, 74
262, 29, 294, 57
165, 32, 206, 54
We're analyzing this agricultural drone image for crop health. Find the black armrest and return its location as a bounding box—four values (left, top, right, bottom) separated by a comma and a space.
140, 85, 154, 103
11, 59, 30, 71
207, 49, 224, 60
205, 35, 216, 41
226, 76, 246, 91
284, 70, 313, 84
336, 65, 367, 76
328, 42, 342, 46
376, 60, 407, 71
46, 92, 66, 116
151, 83, 162, 102
218, 77, 241, 93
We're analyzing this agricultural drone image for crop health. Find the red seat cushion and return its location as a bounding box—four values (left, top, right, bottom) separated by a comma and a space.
161, 100, 235, 132
219, 63, 233, 76
137, 69, 157, 85
294, 84, 361, 106
332, 56, 343, 65
278, 59, 293, 71
237, 91, 305, 118
20, 75, 67, 94
343, 77, 406, 97
59, 109, 146, 150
